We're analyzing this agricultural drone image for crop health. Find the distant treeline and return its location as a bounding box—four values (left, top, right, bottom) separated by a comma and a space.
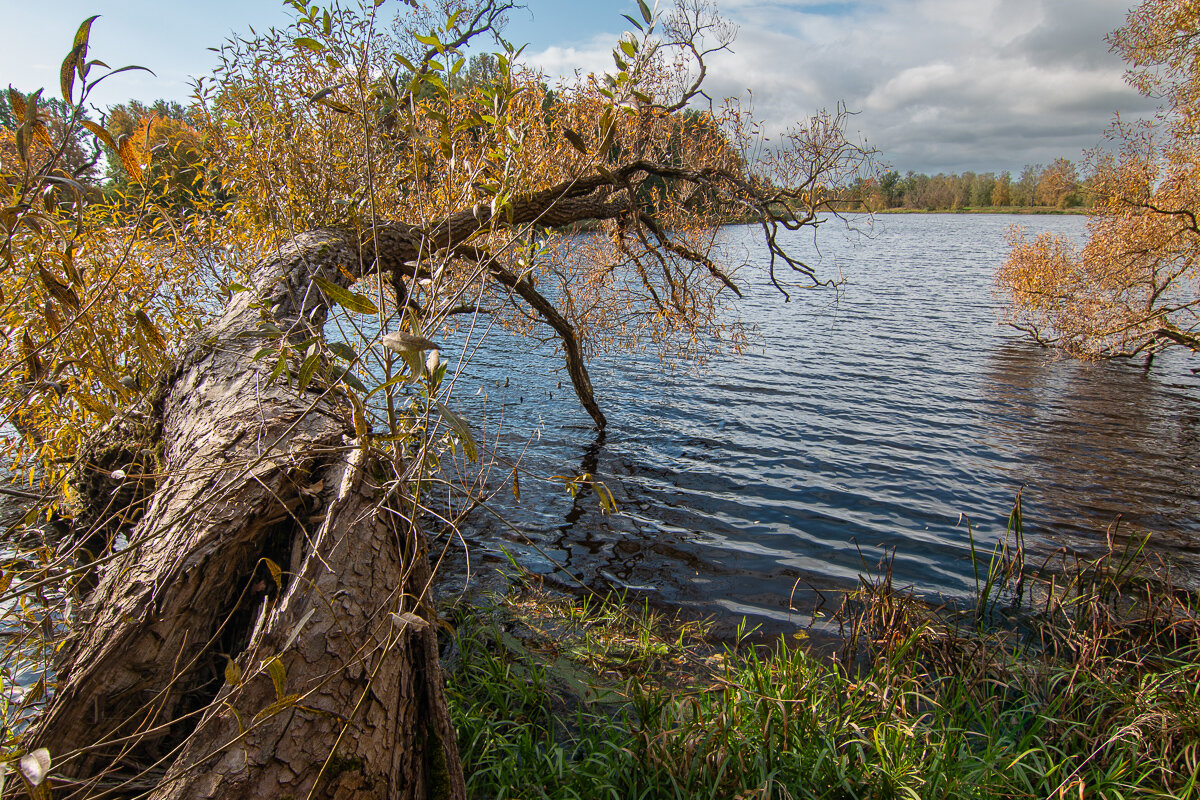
842, 158, 1092, 212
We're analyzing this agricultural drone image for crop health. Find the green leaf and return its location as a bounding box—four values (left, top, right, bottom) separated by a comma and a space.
599, 110, 616, 153
365, 372, 407, 400
308, 84, 342, 103
297, 352, 320, 392
293, 37, 325, 54
414, 33, 442, 48
637, 0, 653, 25
622, 14, 644, 32
73, 15, 100, 52
73, 15, 100, 79
27, 89, 43, 130
103, 64, 155, 80
312, 275, 378, 314
21, 679, 45, 708
398, 350, 424, 382
60, 42, 85, 104
434, 400, 479, 462
328, 341, 357, 362
620, 39, 637, 58
337, 367, 367, 393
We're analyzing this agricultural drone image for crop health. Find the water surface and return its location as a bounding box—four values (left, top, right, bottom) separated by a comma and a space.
443, 214, 1200, 633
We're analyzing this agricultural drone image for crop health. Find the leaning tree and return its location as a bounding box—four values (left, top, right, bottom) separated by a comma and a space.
998, 0, 1200, 365
0, 1, 872, 796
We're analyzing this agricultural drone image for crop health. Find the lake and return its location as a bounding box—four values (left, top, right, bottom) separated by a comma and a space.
444, 214, 1200, 634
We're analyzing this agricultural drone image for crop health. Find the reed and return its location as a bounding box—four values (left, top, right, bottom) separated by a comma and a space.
443, 507, 1200, 799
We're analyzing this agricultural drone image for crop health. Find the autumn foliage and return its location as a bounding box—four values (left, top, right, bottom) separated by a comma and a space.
0, 0, 875, 489
0, 61, 212, 490
998, 0, 1200, 360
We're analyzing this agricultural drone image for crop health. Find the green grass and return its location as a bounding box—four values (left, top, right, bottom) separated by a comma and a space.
443, 507, 1200, 799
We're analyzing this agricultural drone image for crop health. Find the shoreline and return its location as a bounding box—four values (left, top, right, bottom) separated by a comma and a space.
868, 205, 1089, 215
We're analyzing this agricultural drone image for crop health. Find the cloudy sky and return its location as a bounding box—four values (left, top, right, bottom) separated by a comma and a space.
5, 0, 1157, 175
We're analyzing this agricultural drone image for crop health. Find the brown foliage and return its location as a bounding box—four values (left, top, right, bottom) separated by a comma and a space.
998, 0, 1200, 359
1, 3, 876, 797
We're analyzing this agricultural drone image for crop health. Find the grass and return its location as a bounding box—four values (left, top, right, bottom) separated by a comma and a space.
442, 502, 1200, 799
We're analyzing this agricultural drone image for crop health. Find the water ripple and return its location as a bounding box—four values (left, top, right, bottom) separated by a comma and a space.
450, 214, 1200, 633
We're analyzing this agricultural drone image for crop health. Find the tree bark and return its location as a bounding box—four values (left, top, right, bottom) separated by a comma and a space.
27, 173, 695, 796
29, 229, 465, 799
478, 255, 607, 429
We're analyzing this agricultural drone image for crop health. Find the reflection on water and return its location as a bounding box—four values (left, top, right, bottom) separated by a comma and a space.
982, 341, 1200, 564
441, 214, 1200, 634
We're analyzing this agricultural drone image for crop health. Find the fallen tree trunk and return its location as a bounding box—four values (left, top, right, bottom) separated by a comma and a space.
26, 175, 630, 797
25, 162, 753, 795
29, 229, 465, 799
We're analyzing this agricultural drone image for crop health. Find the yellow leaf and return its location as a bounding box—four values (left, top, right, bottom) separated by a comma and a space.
224, 657, 243, 687
133, 309, 167, 352
562, 126, 589, 155
263, 557, 282, 590
118, 136, 144, 183
80, 120, 117, 151
265, 657, 287, 700
7, 88, 26, 123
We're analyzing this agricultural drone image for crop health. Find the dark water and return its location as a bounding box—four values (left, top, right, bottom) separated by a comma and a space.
441, 214, 1200, 633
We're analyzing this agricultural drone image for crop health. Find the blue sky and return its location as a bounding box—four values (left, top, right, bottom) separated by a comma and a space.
2, 0, 634, 107
3, 0, 1157, 175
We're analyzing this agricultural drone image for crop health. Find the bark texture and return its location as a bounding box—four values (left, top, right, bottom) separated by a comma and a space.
28, 178, 657, 797
30, 230, 464, 799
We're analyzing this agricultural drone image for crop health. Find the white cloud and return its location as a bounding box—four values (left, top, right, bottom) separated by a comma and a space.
523, 36, 619, 82
644, 0, 1156, 173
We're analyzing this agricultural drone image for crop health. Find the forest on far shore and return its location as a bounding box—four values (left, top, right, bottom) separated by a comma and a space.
844, 157, 1093, 211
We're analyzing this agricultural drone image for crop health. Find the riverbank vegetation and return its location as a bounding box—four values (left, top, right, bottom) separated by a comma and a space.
0, 0, 876, 796
2, 0, 1197, 797
445, 507, 1200, 799
997, 0, 1200, 362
